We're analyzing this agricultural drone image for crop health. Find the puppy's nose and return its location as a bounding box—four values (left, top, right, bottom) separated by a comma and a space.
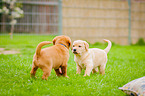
73, 49, 76, 52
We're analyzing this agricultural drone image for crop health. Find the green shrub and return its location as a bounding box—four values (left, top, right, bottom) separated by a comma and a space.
136, 38, 145, 45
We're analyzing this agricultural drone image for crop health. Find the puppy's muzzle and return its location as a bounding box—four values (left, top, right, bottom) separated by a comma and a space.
73, 49, 76, 52
73, 49, 78, 54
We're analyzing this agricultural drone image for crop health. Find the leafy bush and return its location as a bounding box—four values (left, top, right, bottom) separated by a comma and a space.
135, 38, 145, 45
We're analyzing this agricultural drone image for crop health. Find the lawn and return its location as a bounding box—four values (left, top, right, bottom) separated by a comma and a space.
0, 34, 145, 96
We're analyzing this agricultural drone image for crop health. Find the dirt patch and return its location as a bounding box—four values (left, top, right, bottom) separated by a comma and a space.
0, 48, 5, 51
0, 48, 20, 55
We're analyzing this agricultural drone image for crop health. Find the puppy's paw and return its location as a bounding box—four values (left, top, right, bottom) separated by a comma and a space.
65, 75, 69, 78
42, 77, 48, 80
76, 72, 81, 74
83, 74, 90, 77
30, 75, 37, 79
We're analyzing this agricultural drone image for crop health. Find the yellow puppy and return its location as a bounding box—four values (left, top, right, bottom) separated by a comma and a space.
30, 35, 71, 80
72, 39, 111, 76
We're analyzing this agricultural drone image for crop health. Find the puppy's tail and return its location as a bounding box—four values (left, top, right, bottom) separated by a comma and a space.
36, 41, 52, 56
103, 39, 112, 54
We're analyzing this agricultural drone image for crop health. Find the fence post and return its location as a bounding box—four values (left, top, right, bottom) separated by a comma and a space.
128, 0, 131, 45
58, 0, 62, 35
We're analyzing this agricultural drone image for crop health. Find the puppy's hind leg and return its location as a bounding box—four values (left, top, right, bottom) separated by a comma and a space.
30, 62, 38, 78
41, 66, 52, 80
54, 68, 62, 77
61, 65, 69, 78
92, 67, 98, 74
98, 64, 106, 75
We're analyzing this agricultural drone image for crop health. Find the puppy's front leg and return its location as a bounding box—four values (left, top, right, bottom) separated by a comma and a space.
76, 64, 82, 74
84, 64, 93, 76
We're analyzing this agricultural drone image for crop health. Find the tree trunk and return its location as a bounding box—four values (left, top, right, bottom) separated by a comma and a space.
10, 24, 14, 39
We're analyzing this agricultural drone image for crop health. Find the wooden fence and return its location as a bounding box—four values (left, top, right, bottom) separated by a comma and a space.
62, 0, 145, 45
0, 0, 59, 35
0, 0, 145, 45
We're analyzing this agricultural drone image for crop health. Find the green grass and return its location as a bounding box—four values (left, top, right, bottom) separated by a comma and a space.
0, 34, 145, 96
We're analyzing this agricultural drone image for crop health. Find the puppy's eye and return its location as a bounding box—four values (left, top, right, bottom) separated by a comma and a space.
79, 46, 81, 47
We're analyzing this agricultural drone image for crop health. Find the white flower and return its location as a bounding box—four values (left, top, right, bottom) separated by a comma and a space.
2, 0, 6, 2
15, 7, 23, 15
12, 11, 21, 18
10, 19, 17, 25
0, 9, 2, 13
10, 0, 16, 7
15, 7, 21, 12
2, 0, 17, 4
3, 6, 9, 14
1, 0, 23, 19
11, 0, 16, 3
19, 10, 23, 14
5, 0, 11, 4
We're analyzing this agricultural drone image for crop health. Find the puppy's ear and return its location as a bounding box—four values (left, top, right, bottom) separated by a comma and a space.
84, 41, 89, 51
68, 40, 72, 50
53, 36, 58, 45
53, 38, 56, 45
